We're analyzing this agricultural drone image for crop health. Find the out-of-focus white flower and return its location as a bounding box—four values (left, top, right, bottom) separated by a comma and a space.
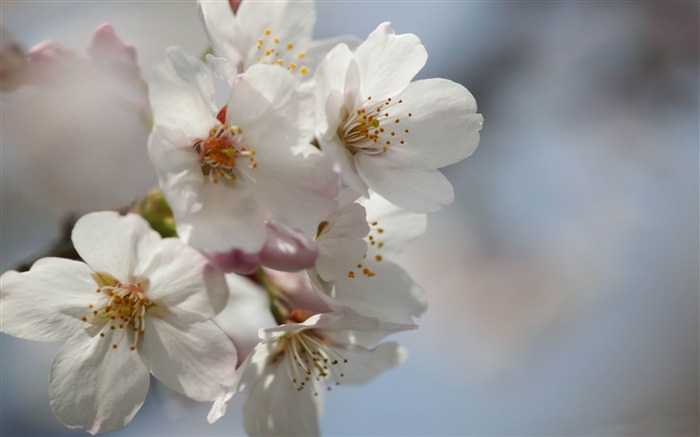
315, 22, 483, 212
198, 0, 358, 80
0, 212, 237, 434
208, 310, 410, 436
1, 24, 154, 214
310, 191, 428, 324
148, 47, 338, 253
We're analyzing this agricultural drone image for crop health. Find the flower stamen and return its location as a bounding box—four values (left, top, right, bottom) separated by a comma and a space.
193, 118, 257, 185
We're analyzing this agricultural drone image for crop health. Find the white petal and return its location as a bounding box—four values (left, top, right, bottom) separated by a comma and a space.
229, 64, 313, 153
356, 154, 454, 213
387, 78, 483, 169
315, 200, 369, 281
198, 1, 243, 69
251, 148, 338, 229
304, 35, 361, 77
360, 191, 427, 259
314, 43, 353, 137
243, 356, 322, 437
205, 54, 238, 88
136, 238, 224, 319
49, 329, 150, 434
71, 211, 161, 282
147, 127, 203, 209
354, 22, 427, 101
215, 274, 276, 361
333, 342, 407, 385
207, 340, 274, 424
318, 133, 369, 196
144, 312, 237, 402
0, 258, 95, 341
149, 46, 217, 138
329, 261, 427, 324
177, 179, 267, 253
236, 0, 316, 70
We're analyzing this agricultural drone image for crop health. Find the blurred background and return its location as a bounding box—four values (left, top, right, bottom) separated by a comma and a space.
1, 1, 698, 436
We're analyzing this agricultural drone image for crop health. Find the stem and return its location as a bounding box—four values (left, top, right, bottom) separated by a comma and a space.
255, 268, 290, 325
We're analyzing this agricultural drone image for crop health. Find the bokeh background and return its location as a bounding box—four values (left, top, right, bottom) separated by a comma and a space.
1, 1, 698, 436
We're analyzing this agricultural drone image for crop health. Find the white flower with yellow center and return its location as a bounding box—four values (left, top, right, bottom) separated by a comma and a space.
198, 0, 358, 80
0, 212, 237, 434
148, 47, 338, 253
315, 22, 484, 213
207, 310, 410, 436
310, 191, 428, 324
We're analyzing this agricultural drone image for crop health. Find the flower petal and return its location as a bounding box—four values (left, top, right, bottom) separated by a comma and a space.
144, 312, 238, 402
318, 133, 369, 197
250, 147, 339, 229
177, 179, 268, 253
149, 46, 217, 139
71, 211, 161, 282
136, 238, 225, 319
356, 154, 454, 213
315, 195, 369, 281
0, 258, 95, 341
214, 274, 276, 362
205, 54, 238, 88
49, 329, 150, 434
198, 0, 243, 69
354, 22, 427, 101
243, 355, 322, 437
386, 78, 483, 169
333, 342, 407, 385
236, 0, 316, 69
207, 340, 274, 424
260, 222, 319, 272
325, 261, 427, 324
360, 191, 427, 259
87, 23, 140, 81
314, 42, 353, 137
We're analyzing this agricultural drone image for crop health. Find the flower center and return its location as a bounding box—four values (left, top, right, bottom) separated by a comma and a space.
251, 28, 309, 76
83, 272, 152, 351
193, 115, 257, 185
338, 96, 412, 155
274, 329, 348, 396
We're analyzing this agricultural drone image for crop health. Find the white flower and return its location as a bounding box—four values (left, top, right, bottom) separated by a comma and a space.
310, 191, 428, 324
315, 22, 484, 213
0, 212, 237, 434
208, 310, 410, 436
198, 0, 358, 80
148, 47, 338, 253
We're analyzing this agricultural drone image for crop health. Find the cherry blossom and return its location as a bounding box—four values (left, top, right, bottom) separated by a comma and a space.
0, 212, 237, 434
208, 310, 410, 436
310, 191, 428, 324
148, 47, 338, 253
315, 22, 483, 212
198, 0, 358, 80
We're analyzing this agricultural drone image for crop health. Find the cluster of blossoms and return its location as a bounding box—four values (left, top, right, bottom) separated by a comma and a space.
1, 1, 482, 435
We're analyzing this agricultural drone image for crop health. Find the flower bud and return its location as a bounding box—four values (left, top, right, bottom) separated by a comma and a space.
259, 222, 318, 272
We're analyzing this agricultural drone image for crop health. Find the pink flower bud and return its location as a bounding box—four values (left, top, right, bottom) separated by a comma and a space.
206, 222, 318, 274
228, 0, 242, 14
88, 23, 140, 81
26, 40, 73, 67
206, 249, 261, 275
259, 222, 318, 272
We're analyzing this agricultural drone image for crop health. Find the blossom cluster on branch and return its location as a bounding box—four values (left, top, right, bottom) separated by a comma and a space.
0, 1, 482, 435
